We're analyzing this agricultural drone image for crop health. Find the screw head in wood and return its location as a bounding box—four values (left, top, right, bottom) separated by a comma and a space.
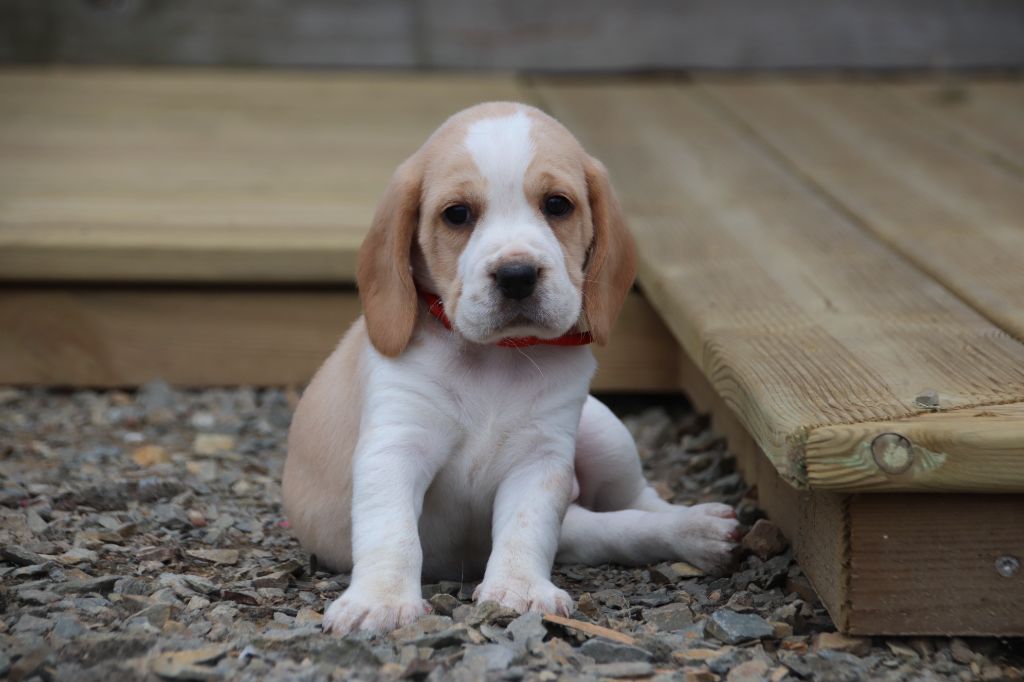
996, 555, 1020, 578
914, 390, 940, 410
870, 433, 914, 475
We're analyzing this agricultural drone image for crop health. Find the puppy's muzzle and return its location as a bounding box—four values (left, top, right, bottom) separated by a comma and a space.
493, 261, 540, 301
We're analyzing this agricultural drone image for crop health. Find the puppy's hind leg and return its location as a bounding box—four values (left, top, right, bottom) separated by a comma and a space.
560, 396, 740, 574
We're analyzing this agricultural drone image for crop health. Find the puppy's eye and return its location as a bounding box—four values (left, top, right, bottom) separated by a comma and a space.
543, 195, 573, 218
442, 204, 472, 227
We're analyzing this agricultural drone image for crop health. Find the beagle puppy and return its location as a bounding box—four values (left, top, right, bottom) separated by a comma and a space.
283, 102, 740, 636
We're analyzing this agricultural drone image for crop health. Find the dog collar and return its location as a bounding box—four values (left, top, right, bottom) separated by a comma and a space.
417, 290, 593, 348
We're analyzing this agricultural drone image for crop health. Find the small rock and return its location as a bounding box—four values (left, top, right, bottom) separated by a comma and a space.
814, 631, 871, 657
649, 563, 681, 585
727, 659, 770, 682
26, 508, 48, 533
463, 644, 517, 672
742, 519, 789, 560
57, 547, 98, 565
14, 614, 53, 634
671, 561, 706, 578
508, 611, 548, 647
185, 548, 239, 565
18, 589, 59, 605
577, 592, 601, 620
2, 545, 47, 566
131, 444, 170, 468
579, 638, 653, 664
586, 661, 656, 678
55, 575, 122, 594
192, 434, 236, 457
949, 638, 975, 664
51, 614, 87, 639
294, 607, 323, 626
150, 645, 229, 680
644, 602, 694, 631
685, 667, 718, 682
465, 600, 519, 627
886, 640, 920, 659
428, 592, 461, 617
129, 603, 173, 628
706, 610, 774, 644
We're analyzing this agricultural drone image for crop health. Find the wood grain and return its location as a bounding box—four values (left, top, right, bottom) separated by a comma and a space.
884, 79, 1024, 173
537, 81, 1024, 490
806, 403, 1024, 492
0, 70, 524, 282
701, 79, 1024, 342
848, 494, 1024, 635
0, 288, 676, 391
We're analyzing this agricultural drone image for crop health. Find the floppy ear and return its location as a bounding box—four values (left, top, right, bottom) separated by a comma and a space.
582, 156, 637, 345
356, 157, 423, 357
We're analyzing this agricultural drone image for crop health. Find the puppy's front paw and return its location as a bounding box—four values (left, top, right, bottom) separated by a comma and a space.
671, 503, 741, 576
474, 576, 573, 616
323, 587, 430, 636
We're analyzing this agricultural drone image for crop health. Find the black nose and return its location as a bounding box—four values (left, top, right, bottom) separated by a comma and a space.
494, 262, 539, 300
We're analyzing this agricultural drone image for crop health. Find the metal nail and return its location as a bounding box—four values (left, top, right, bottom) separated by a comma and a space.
996, 555, 1020, 578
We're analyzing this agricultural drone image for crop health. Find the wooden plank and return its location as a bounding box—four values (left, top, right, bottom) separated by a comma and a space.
0, 288, 676, 391
0, 69, 525, 282
4, 0, 1024, 70
848, 494, 1024, 635
806, 403, 1024, 492
884, 80, 1024, 173
700, 79, 1024, 343
679, 326, 1024, 635
536, 80, 1024, 491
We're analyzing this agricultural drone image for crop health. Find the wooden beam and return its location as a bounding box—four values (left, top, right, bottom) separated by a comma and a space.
848, 494, 1024, 635
0, 287, 678, 392
0, 70, 526, 283
679, 346, 1024, 635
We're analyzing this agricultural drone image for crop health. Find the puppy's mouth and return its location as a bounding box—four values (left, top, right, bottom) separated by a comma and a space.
478, 304, 572, 342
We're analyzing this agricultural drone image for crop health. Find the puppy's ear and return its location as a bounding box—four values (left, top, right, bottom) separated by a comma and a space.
582, 156, 637, 345
357, 156, 423, 357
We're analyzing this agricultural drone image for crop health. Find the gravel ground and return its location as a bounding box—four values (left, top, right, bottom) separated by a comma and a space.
1, 383, 1021, 681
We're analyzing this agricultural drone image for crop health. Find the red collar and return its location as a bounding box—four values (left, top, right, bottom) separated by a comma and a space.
417, 290, 593, 348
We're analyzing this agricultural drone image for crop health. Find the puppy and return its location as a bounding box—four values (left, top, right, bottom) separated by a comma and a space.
283, 102, 740, 636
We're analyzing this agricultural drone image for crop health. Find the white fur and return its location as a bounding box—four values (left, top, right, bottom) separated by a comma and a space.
455, 112, 582, 343
297, 109, 741, 637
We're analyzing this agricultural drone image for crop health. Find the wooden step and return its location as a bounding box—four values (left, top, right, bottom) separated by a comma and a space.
538, 77, 1024, 634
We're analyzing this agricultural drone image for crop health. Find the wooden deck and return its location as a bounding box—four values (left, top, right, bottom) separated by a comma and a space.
1, 70, 1022, 635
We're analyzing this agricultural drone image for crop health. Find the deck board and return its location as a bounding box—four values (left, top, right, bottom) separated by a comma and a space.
537, 81, 1024, 491
885, 80, 1024, 173
700, 79, 1024, 343
0, 70, 526, 282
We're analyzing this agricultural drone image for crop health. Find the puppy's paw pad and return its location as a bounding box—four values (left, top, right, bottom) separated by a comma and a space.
475, 578, 573, 616
323, 591, 429, 637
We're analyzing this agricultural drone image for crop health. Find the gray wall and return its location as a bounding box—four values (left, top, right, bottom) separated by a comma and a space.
2, 0, 1023, 70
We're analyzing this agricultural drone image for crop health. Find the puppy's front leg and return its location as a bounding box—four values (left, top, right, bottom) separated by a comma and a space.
475, 454, 575, 616
323, 426, 448, 636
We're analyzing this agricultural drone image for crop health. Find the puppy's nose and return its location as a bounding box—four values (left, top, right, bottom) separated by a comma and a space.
494, 262, 539, 300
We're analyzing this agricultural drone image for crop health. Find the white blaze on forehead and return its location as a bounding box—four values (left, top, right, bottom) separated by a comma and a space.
464, 110, 534, 211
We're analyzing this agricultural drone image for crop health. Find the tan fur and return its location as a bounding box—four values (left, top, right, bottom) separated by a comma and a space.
281, 319, 366, 570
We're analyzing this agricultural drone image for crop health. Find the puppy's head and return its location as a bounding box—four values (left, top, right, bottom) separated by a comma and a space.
357, 102, 636, 357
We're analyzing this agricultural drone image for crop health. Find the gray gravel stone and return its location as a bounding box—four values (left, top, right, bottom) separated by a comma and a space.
706, 609, 774, 644
579, 638, 654, 663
